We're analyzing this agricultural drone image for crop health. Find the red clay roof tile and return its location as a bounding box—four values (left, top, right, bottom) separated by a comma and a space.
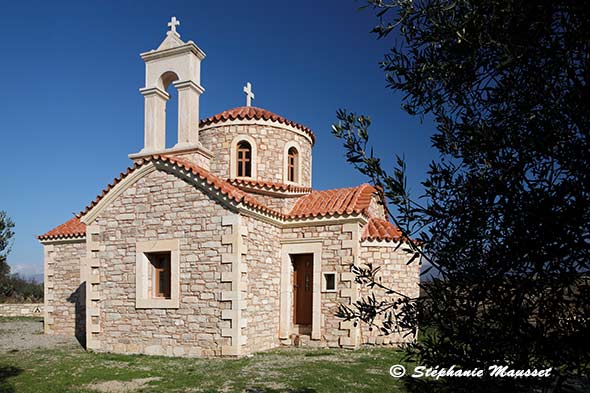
39, 158, 388, 241
199, 106, 315, 145
75, 155, 378, 222
227, 178, 312, 194
288, 183, 376, 219
361, 217, 403, 242
38, 217, 86, 241
77, 155, 286, 220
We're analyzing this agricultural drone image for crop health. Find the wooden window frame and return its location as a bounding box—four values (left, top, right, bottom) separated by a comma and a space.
149, 252, 171, 299
237, 141, 252, 178
287, 147, 298, 182
135, 239, 180, 309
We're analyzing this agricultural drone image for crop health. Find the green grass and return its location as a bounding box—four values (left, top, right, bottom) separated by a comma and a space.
0, 346, 412, 393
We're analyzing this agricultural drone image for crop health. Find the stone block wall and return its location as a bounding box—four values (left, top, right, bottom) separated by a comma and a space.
199, 123, 313, 187
0, 303, 43, 317
90, 167, 233, 357
358, 242, 420, 345
367, 194, 388, 219
44, 241, 86, 338
244, 193, 301, 215
242, 216, 282, 353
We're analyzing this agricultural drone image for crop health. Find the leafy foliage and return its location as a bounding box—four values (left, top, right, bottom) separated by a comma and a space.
0, 274, 44, 303
334, 1, 590, 391
0, 210, 15, 279
0, 211, 43, 302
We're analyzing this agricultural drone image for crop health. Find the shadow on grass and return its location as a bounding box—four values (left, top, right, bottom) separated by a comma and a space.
401, 376, 590, 393
244, 388, 316, 393
0, 365, 23, 393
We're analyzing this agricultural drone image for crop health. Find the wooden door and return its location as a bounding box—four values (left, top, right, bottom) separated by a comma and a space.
292, 254, 313, 325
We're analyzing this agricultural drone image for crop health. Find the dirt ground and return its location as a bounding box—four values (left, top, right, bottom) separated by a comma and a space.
0, 318, 78, 352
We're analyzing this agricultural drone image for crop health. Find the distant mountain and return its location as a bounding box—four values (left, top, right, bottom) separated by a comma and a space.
25, 273, 44, 284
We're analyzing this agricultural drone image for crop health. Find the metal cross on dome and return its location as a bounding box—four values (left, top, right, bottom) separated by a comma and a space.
243, 82, 255, 107
167, 16, 180, 34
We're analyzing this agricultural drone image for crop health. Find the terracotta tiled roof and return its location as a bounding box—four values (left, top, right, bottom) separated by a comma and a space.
38, 217, 86, 241
288, 183, 376, 219
199, 106, 315, 144
361, 217, 403, 242
228, 178, 312, 194
40, 158, 389, 242
77, 155, 286, 220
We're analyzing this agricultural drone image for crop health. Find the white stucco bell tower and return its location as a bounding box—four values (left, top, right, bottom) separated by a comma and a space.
130, 17, 212, 167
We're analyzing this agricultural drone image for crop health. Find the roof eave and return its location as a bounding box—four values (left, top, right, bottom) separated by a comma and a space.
38, 234, 86, 244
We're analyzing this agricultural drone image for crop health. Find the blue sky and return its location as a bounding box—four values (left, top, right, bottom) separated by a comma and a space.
0, 0, 436, 277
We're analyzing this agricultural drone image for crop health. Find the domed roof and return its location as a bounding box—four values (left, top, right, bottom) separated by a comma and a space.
199, 106, 315, 144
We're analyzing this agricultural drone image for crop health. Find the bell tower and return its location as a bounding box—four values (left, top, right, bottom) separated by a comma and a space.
129, 17, 212, 168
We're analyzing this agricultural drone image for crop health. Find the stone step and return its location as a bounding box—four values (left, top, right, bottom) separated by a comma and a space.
290, 334, 315, 347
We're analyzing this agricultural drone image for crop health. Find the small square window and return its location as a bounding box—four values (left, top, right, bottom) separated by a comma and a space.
323, 272, 337, 292
135, 239, 179, 309
147, 252, 171, 299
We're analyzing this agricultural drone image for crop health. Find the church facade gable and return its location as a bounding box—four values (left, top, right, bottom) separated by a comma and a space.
83, 168, 236, 356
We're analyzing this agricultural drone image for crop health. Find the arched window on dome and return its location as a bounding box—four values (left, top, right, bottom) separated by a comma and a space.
283, 142, 302, 184
236, 141, 252, 177
287, 147, 298, 182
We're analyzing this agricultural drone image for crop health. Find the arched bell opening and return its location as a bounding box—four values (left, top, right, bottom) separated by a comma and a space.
158, 71, 180, 148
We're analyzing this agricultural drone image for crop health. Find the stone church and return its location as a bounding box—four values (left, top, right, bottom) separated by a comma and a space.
38, 18, 419, 357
